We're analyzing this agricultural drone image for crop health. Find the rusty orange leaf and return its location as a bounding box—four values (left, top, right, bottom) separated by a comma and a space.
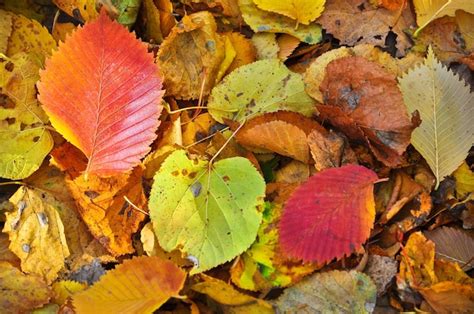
37, 10, 164, 176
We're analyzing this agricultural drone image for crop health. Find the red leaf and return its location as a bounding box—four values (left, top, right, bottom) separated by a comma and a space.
37, 10, 164, 176
279, 165, 378, 263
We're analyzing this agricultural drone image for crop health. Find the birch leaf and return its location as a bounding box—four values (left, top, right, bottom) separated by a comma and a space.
399, 47, 474, 188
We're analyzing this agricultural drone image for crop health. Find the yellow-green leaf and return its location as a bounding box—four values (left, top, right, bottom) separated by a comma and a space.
2, 186, 70, 283
413, 0, 474, 36
253, 0, 325, 25
0, 53, 53, 179
72, 256, 186, 314
453, 162, 474, 197
399, 47, 474, 188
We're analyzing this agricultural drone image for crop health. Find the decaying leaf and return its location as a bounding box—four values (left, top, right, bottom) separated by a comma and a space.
191, 274, 273, 313
253, 0, 326, 25
279, 165, 378, 263
0, 53, 53, 179
208, 59, 315, 123
399, 47, 474, 188
274, 270, 377, 313
252, 32, 279, 60
156, 11, 225, 99
425, 227, 474, 271
238, 0, 322, 44
53, 0, 98, 22
365, 255, 398, 296
316, 0, 415, 56
73, 256, 186, 313
0, 10, 12, 54
149, 149, 265, 273
319, 56, 416, 167
0, 261, 52, 313
3, 186, 70, 283
234, 111, 326, 163
413, 0, 474, 36
38, 10, 164, 176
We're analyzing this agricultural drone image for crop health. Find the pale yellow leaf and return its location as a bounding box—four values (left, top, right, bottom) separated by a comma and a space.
398, 47, 474, 188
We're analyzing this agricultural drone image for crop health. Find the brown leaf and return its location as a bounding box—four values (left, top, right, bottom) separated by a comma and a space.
319, 56, 415, 167
316, 0, 415, 56
234, 111, 326, 163
156, 11, 225, 99
66, 167, 147, 256
308, 129, 357, 171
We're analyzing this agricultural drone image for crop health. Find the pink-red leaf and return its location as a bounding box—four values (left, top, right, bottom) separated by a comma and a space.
279, 165, 378, 263
38, 10, 164, 176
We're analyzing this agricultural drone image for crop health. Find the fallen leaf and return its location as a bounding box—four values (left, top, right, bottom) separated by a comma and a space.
316, 0, 415, 56
251, 32, 279, 60
149, 149, 265, 273
38, 10, 164, 176
53, 0, 98, 22
52, 280, 87, 305
274, 270, 377, 313
0, 10, 12, 54
456, 10, 474, 51
0, 53, 53, 179
253, 0, 326, 25
142, 0, 176, 43
208, 59, 315, 123
238, 0, 322, 44
191, 274, 273, 313
73, 256, 186, 313
319, 56, 415, 167
275, 160, 310, 183
277, 34, 300, 60
111, 0, 141, 28
365, 255, 398, 296
412, 0, 474, 36
399, 47, 474, 188
279, 165, 378, 263
234, 111, 326, 163
0, 261, 52, 313
424, 227, 474, 271
52, 22, 76, 42
3, 186, 70, 283
0, 234, 20, 267
66, 166, 147, 256
224, 32, 257, 73
231, 202, 320, 291
156, 11, 225, 99
215, 34, 237, 82
453, 162, 474, 197
419, 281, 474, 313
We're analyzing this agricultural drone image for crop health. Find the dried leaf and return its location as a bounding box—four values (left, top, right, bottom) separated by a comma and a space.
308, 129, 357, 171
365, 255, 398, 296
399, 47, 474, 188
156, 11, 225, 99
3, 186, 70, 283
234, 111, 326, 163
208, 59, 315, 123
238, 0, 322, 44
424, 227, 474, 271
149, 149, 265, 273
38, 10, 164, 176
0, 53, 53, 179
224, 32, 257, 73
0, 261, 52, 313
279, 165, 378, 263
252, 33, 279, 60
73, 256, 186, 314
66, 166, 147, 256
52, 280, 87, 305
453, 162, 474, 197
274, 270, 377, 313
253, 0, 326, 25
319, 56, 415, 167
53, 0, 98, 22
0, 10, 12, 54
413, 0, 474, 36
277, 34, 300, 60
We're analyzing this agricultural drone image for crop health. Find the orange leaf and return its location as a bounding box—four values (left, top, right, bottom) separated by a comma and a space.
279, 165, 378, 263
234, 111, 326, 163
38, 10, 164, 176
73, 256, 186, 314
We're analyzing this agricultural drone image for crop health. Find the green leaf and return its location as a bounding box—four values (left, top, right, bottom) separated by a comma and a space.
274, 270, 377, 313
398, 47, 474, 188
149, 150, 265, 274
238, 0, 322, 44
0, 53, 53, 179
111, 0, 142, 28
208, 59, 315, 123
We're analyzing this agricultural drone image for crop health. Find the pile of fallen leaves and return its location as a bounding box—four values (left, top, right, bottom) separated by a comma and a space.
0, 0, 473, 313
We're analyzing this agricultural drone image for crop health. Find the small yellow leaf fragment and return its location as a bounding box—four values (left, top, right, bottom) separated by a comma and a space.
52, 280, 87, 305
453, 162, 474, 197
253, 0, 326, 25
73, 256, 186, 314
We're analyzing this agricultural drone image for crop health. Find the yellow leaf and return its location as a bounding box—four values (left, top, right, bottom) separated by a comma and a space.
215, 35, 237, 83
73, 256, 186, 314
224, 32, 257, 74
453, 162, 474, 197
251, 33, 279, 60
399, 47, 474, 188
0, 261, 52, 313
413, 0, 474, 36
0, 10, 12, 54
53, 0, 98, 22
2, 186, 70, 283
52, 280, 87, 305
253, 0, 326, 25
0, 53, 53, 179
